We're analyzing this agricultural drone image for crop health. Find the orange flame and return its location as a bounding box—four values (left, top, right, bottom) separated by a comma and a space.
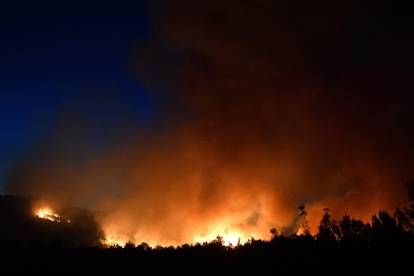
34, 207, 71, 223
192, 224, 253, 247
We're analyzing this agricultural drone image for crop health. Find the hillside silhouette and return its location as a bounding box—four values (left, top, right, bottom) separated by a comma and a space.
1, 182, 414, 274
0, 195, 102, 247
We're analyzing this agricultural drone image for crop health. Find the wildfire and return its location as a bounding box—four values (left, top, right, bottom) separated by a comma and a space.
192, 224, 253, 247
99, 223, 254, 248
101, 236, 127, 247
34, 207, 71, 223
100, 232, 248, 248
224, 235, 242, 246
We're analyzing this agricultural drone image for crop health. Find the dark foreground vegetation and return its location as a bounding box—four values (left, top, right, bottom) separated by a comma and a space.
1, 183, 414, 274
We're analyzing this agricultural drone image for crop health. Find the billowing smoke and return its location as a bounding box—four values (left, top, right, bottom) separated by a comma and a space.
6, 0, 414, 245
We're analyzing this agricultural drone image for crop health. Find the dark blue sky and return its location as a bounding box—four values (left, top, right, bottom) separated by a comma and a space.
0, 0, 152, 191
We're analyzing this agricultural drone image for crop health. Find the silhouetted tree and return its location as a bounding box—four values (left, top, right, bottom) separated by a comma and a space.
270, 227, 278, 240
394, 207, 413, 233
136, 242, 151, 251
298, 205, 310, 235
125, 241, 135, 250
317, 208, 339, 242
209, 235, 224, 247
371, 210, 401, 241
391, 181, 414, 234
339, 215, 370, 242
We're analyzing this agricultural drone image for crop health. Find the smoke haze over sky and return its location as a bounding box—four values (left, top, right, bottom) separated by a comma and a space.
3, 0, 414, 245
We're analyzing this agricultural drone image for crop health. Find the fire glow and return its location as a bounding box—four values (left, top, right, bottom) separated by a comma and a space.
101, 232, 249, 248
101, 236, 129, 247
34, 207, 71, 223
192, 225, 252, 247
101, 223, 255, 248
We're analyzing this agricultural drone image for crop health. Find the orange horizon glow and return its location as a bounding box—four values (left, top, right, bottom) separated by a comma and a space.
32, 196, 388, 248
100, 221, 260, 248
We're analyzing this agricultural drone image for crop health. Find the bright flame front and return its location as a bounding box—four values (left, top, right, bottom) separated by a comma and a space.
222, 234, 241, 246
101, 236, 128, 247
192, 224, 253, 247
99, 222, 255, 248
34, 207, 71, 223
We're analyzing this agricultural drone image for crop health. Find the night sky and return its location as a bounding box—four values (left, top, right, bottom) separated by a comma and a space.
0, 0, 151, 191
2, 0, 414, 246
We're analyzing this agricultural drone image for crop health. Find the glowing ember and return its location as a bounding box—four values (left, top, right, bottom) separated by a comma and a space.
34, 207, 71, 223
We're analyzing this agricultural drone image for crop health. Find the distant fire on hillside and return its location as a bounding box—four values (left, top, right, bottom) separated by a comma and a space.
34, 206, 71, 224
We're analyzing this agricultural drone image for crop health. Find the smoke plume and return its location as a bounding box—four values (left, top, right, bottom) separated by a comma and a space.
6, 0, 414, 245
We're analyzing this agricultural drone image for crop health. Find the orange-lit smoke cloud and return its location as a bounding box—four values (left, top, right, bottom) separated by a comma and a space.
6, 0, 414, 245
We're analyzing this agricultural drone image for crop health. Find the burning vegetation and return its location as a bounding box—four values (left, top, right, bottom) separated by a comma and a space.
34, 207, 71, 223
1, 183, 414, 274
4, 0, 414, 249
